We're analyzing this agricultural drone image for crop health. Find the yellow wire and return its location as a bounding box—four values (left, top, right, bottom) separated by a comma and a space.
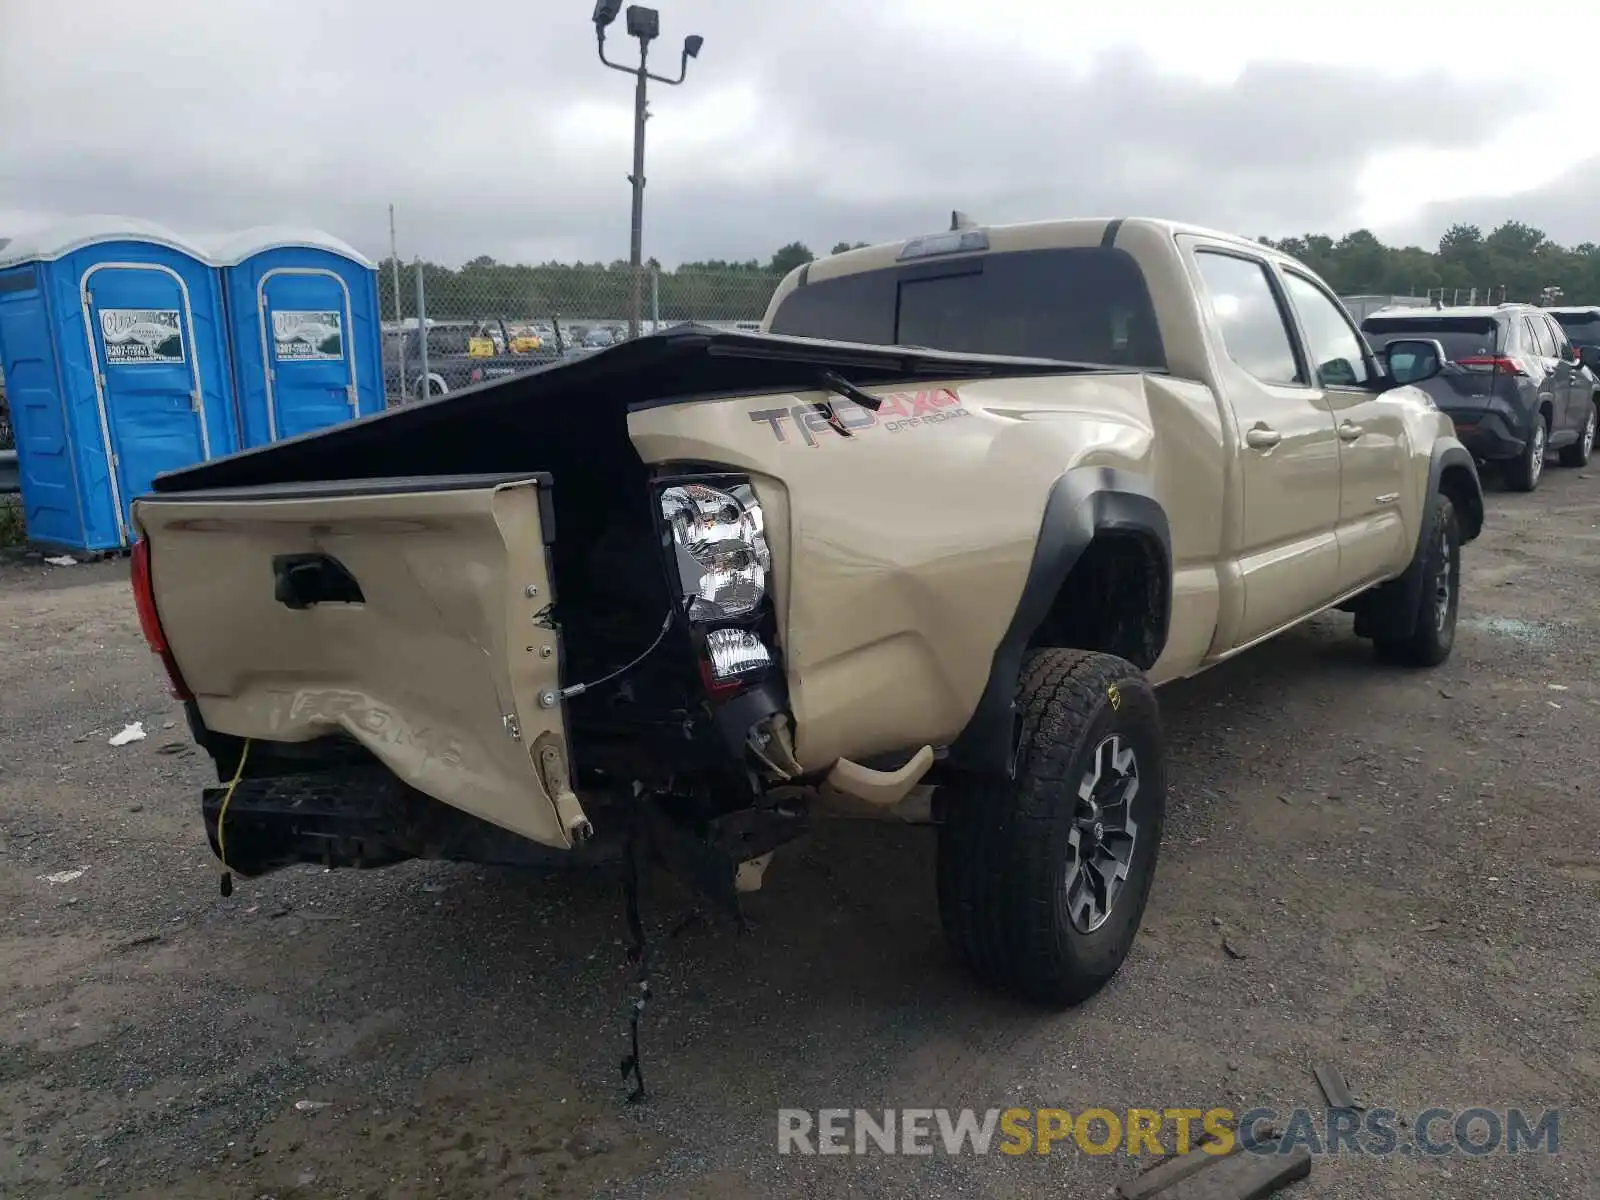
216, 737, 252, 874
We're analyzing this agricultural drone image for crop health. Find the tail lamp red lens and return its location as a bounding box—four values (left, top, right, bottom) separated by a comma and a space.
130, 536, 193, 701
1457, 356, 1525, 377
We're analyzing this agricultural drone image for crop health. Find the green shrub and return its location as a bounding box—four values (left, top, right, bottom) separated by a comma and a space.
0, 498, 24, 547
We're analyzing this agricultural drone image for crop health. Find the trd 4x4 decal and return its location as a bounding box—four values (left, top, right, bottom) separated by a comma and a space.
749, 388, 971, 446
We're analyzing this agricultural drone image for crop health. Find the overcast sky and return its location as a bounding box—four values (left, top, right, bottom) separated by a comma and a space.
2, 0, 1595, 268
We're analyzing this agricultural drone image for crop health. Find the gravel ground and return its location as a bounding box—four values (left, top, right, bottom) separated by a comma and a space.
2, 466, 1597, 1200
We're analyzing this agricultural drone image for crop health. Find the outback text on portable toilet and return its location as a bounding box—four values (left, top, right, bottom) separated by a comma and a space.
203, 226, 384, 447
0, 215, 238, 552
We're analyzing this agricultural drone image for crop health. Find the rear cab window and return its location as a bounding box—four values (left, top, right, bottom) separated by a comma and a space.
1360, 316, 1501, 364
766, 247, 1167, 369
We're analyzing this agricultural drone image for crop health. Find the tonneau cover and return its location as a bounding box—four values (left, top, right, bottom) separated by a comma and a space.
152, 324, 1089, 493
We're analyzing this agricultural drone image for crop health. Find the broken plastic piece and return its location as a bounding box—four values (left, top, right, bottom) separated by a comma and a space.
822, 745, 935, 809
109, 722, 146, 747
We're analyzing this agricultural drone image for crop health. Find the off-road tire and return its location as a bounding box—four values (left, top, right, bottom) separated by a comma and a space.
1373, 494, 1461, 667
1558, 398, 1597, 468
936, 648, 1166, 1008
1504, 413, 1548, 491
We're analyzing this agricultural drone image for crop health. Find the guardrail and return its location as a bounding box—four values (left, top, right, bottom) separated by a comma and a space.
0, 450, 18, 496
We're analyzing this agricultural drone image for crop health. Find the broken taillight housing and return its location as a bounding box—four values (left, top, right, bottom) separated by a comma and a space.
657, 476, 779, 701
704, 627, 772, 681
130, 535, 193, 701
659, 481, 770, 622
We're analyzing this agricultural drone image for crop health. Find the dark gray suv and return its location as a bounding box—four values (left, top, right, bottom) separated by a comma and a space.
1361, 304, 1597, 491
1548, 306, 1600, 360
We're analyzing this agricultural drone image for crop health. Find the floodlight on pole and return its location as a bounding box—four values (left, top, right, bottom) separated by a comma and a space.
593, 3, 703, 339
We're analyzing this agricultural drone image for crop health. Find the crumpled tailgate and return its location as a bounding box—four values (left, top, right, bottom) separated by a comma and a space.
132, 473, 584, 850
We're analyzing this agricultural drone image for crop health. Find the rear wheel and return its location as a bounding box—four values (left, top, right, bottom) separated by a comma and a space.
1504, 413, 1548, 491
1558, 399, 1597, 468
1374, 494, 1460, 667
937, 649, 1165, 1007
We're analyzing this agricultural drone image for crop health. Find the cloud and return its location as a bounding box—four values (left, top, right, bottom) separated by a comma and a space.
0, 0, 1580, 267
1379, 156, 1600, 250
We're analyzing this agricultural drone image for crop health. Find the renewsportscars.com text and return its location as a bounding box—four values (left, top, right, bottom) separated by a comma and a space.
777, 1107, 1560, 1158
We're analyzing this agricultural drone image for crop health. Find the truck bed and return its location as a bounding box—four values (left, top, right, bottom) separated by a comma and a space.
150, 324, 1105, 494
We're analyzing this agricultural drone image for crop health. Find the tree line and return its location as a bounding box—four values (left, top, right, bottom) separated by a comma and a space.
380, 222, 1598, 323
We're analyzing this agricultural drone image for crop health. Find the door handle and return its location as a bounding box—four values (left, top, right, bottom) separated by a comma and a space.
1245, 425, 1282, 449
1338, 420, 1364, 441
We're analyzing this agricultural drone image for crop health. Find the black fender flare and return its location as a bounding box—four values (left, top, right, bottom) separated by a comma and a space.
1356, 440, 1483, 640
944, 466, 1173, 777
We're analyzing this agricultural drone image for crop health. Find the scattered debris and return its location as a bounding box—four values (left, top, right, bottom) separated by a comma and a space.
40, 867, 87, 885
109, 722, 146, 747
1416, 921, 1443, 934
118, 932, 164, 950
1548, 684, 1569, 692
156, 742, 189, 755
293, 1100, 330, 1113
1437, 688, 1454, 699
129, 803, 145, 813
1313, 1061, 1363, 1111
44, 555, 79, 567
1221, 934, 1249, 961
296, 911, 342, 923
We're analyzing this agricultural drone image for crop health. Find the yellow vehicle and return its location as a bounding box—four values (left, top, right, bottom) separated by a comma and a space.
130, 215, 1483, 1012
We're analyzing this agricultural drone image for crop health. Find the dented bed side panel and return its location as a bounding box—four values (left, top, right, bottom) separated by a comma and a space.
132, 476, 577, 850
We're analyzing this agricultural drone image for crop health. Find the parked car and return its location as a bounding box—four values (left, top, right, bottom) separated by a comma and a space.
402, 319, 560, 398
1361, 304, 1596, 490
1547, 305, 1600, 362
129, 216, 1481, 1012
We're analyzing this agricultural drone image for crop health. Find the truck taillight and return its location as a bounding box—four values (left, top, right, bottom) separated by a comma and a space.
130, 536, 193, 701
657, 475, 777, 697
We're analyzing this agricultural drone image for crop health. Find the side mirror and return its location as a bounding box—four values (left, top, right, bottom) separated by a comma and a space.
1383, 338, 1446, 386
1580, 345, 1600, 370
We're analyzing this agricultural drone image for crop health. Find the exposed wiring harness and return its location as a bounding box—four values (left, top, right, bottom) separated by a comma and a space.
216, 737, 252, 897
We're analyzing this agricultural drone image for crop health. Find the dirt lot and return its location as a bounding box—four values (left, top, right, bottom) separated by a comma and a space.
2, 467, 1597, 1200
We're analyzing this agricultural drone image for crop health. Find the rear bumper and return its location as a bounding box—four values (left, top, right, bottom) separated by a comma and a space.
1445, 409, 1525, 460
203, 766, 603, 878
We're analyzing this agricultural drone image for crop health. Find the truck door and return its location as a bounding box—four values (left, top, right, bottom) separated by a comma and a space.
1277, 269, 1412, 592
1188, 245, 1342, 648
84, 264, 212, 542
259, 269, 359, 441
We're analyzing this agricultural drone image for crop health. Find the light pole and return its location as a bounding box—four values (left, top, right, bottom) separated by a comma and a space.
592, 1, 703, 340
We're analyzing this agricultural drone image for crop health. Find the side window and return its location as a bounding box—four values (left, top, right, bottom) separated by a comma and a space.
1193, 251, 1302, 386
1281, 271, 1371, 387
1525, 317, 1553, 358
1543, 315, 1573, 359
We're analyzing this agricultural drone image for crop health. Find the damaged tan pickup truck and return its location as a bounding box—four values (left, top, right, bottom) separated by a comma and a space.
130, 217, 1484, 1011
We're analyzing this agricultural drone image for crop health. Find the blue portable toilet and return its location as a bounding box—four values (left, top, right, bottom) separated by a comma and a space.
203, 227, 384, 447
0, 215, 238, 552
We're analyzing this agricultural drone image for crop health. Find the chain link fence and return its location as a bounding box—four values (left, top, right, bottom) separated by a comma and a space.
376, 261, 784, 405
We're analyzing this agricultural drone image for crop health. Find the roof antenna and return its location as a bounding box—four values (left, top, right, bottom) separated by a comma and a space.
950, 210, 977, 231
